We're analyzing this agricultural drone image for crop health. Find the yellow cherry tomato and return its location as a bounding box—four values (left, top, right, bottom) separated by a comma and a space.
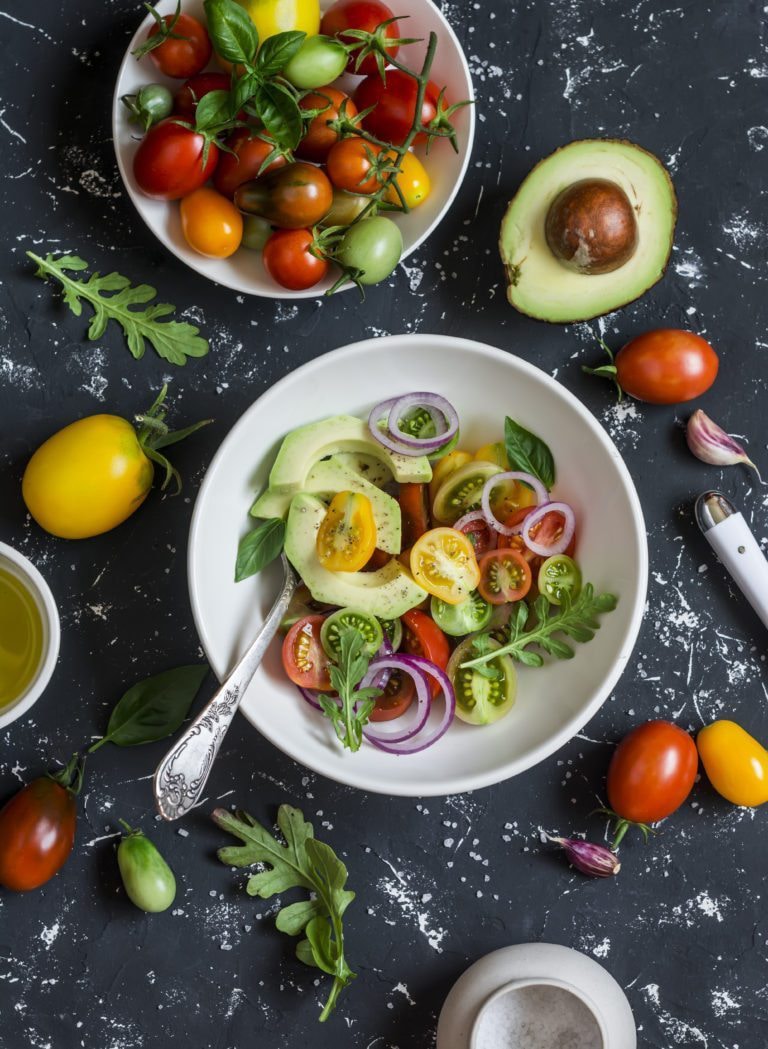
180, 188, 243, 258
316, 491, 377, 572
410, 528, 481, 605
475, 442, 509, 469
235, 0, 320, 41
386, 151, 431, 209
23, 416, 154, 539
429, 450, 472, 506
697, 720, 768, 807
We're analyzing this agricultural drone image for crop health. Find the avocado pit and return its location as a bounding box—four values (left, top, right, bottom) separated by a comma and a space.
544, 178, 638, 275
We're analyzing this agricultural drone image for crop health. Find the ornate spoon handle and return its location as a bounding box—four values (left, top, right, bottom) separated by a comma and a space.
153, 553, 298, 821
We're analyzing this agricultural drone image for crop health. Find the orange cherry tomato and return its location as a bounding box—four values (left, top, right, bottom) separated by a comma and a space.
180, 187, 243, 258
477, 548, 532, 605
263, 229, 329, 291
213, 128, 286, 198
410, 528, 481, 605
316, 491, 377, 571
326, 138, 387, 195
143, 12, 211, 79
298, 87, 358, 162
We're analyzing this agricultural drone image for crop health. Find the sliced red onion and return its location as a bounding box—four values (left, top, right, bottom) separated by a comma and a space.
480, 471, 549, 537
368, 398, 423, 456
387, 393, 459, 451
363, 654, 456, 755
370, 635, 394, 692
522, 501, 576, 557
361, 656, 431, 744
298, 687, 339, 712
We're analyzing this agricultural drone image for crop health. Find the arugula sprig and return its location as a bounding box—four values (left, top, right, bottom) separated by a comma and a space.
27, 252, 209, 366
461, 585, 618, 671
214, 804, 356, 1022
321, 627, 381, 752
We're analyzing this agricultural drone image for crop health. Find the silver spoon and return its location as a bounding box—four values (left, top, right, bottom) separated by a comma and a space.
153, 553, 299, 821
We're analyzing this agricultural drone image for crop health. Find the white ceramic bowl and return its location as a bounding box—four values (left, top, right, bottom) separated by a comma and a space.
187, 334, 647, 796
112, 0, 475, 299
0, 543, 60, 731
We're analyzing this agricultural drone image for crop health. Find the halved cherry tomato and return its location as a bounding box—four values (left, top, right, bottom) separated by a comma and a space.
370, 672, 415, 722
399, 483, 430, 548
455, 515, 497, 557
326, 138, 387, 195
429, 449, 471, 505
298, 87, 357, 162
263, 229, 328, 290
133, 119, 218, 200
363, 547, 392, 571
475, 443, 509, 469
410, 528, 481, 605
321, 0, 400, 75
282, 614, 333, 691
316, 491, 377, 571
385, 151, 431, 209
213, 128, 286, 198
477, 548, 532, 605
180, 187, 243, 258
354, 70, 441, 146
401, 608, 450, 699
173, 72, 231, 120
505, 507, 576, 567
142, 12, 211, 80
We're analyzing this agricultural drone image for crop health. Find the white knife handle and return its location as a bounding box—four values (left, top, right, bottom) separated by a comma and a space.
704, 512, 768, 630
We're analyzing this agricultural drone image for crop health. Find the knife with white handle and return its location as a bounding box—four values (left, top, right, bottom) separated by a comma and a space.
695, 490, 768, 630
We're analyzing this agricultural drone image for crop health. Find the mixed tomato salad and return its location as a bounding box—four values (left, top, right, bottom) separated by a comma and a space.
123, 0, 468, 292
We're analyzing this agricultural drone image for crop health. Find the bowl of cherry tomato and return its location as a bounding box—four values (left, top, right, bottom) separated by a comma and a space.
112, 0, 475, 298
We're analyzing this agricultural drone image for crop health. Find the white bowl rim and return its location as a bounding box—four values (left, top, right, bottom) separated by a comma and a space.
111, 0, 476, 300
187, 333, 648, 795
0, 542, 61, 730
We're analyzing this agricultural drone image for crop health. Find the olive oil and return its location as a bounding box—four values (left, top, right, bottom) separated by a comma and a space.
0, 567, 44, 709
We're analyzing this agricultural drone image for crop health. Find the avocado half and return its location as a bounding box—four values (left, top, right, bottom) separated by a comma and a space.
499, 139, 677, 323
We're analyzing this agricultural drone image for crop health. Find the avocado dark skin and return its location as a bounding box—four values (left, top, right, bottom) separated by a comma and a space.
545, 178, 638, 275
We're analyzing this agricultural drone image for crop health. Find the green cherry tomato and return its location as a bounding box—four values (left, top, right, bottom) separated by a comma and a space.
379, 617, 403, 652
241, 215, 274, 251
431, 591, 493, 637
538, 554, 582, 605
338, 216, 403, 285
122, 83, 174, 131
447, 636, 517, 726
321, 607, 384, 658
320, 190, 371, 228
117, 826, 176, 913
283, 35, 349, 89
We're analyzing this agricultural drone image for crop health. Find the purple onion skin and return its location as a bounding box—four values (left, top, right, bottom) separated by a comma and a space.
550, 836, 621, 878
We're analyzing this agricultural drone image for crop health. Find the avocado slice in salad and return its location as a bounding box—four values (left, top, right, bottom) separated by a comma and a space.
499, 139, 677, 322
251, 456, 402, 555
284, 493, 427, 618
268, 415, 432, 495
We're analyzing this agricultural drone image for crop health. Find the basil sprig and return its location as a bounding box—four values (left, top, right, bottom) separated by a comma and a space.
235, 518, 286, 581
89, 666, 208, 751
504, 416, 556, 489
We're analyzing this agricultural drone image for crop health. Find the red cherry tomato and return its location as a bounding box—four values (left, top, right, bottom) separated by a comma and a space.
455, 515, 497, 557
477, 548, 532, 605
370, 672, 415, 722
263, 229, 329, 291
173, 72, 231, 120
326, 138, 386, 195
320, 0, 400, 75
597, 330, 719, 404
401, 609, 449, 699
0, 775, 78, 891
133, 119, 218, 200
213, 128, 286, 198
297, 87, 358, 162
398, 483, 430, 549
282, 615, 333, 690
143, 12, 212, 79
505, 507, 576, 574
607, 721, 698, 827
354, 70, 441, 146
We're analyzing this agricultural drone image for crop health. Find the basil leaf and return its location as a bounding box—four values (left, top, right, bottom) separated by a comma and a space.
235, 518, 286, 581
253, 81, 304, 151
257, 30, 306, 78
195, 88, 232, 131
231, 69, 260, 115
504, 416, 556, 489
204, 0, 259, 65
100, 665, 208, 748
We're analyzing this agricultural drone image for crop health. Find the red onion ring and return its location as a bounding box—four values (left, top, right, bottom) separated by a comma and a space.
361, 656, 431, 744
363, 654, 456, 755
480, 471, 549, 537
522, 501, 576, 557
368, 398, 423, 456
387, 393, 459, 451
298, 687, 338, 712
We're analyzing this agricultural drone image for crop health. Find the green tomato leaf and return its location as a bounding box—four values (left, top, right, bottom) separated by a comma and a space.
504, 416, 556, 490
257, 30, 307, 77
235, 518, 285, 582
253, 81, 304, 152
204, 0, 259, 64
98, 665, 208, 748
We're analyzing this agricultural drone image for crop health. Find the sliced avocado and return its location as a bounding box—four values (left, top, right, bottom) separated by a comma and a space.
268, 415, 432, 495
284, 493, 427, 618
251, 456, 402, 555
499, 139, 677, 323
332, 452, 393, 488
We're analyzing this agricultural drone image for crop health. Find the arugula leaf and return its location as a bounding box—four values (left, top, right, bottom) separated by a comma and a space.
257, 30, 307, 77
325, 628, 381, 752
235, 518, 285, 582
213, 804, 356, 1022
470, 635, 502, 680
89, 665, 208, 751
460, 584, 618, 671
28, 252, 209, 366
204, 0, 259, 64
253, 81, 304, 152
504, 416, 556, 489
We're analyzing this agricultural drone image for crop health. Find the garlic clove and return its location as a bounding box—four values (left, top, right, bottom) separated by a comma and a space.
543, 833, 621, 878
686, 410, 762, 482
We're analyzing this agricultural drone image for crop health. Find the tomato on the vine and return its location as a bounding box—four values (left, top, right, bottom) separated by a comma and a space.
354, 70, 441, 145
180, 187, 243, 258
337, 217, 402, 285
235, 162, 333, 228
282, 615, 333, 691
326, 138, 387, 195
133, 119, 218, 200
213, 128, 286, 198
139, 11, 212, 79
320, 0, 400, 75
263, 229, 329, 290
298, 87, 358, 162
386, 151, 431, 209
173, 72, 231, 120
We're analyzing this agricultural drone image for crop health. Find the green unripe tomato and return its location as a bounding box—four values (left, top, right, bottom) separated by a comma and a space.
283, 36, 348, 89
117, 826, 176, 913
338, 217, 403, 285
241, 214, 274, 251
122, 84, 174, 132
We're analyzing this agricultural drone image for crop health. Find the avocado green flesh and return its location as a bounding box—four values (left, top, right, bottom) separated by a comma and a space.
251, 456, 402, 555
268, 414, 432, 494
284, 493, 428, 618
500, 139, 677, 323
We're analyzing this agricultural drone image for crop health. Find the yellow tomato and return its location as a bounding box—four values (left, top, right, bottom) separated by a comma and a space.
697, 720, 768, 807
429, 450, 471, 506
22, 416, 154, 539
475, 442, 509, 469
386, 151, 431, 209
316, 491, 377, 571
181, 188, 243, 259
235, 0, 320, 41
410, 528, 480, 605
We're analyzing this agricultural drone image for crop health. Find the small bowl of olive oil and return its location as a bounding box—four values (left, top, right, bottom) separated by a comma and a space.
0, 542, 60, 729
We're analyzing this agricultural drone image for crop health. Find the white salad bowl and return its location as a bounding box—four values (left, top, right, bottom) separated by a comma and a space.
187, 334, 648, 797
112, 0, 475, 299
